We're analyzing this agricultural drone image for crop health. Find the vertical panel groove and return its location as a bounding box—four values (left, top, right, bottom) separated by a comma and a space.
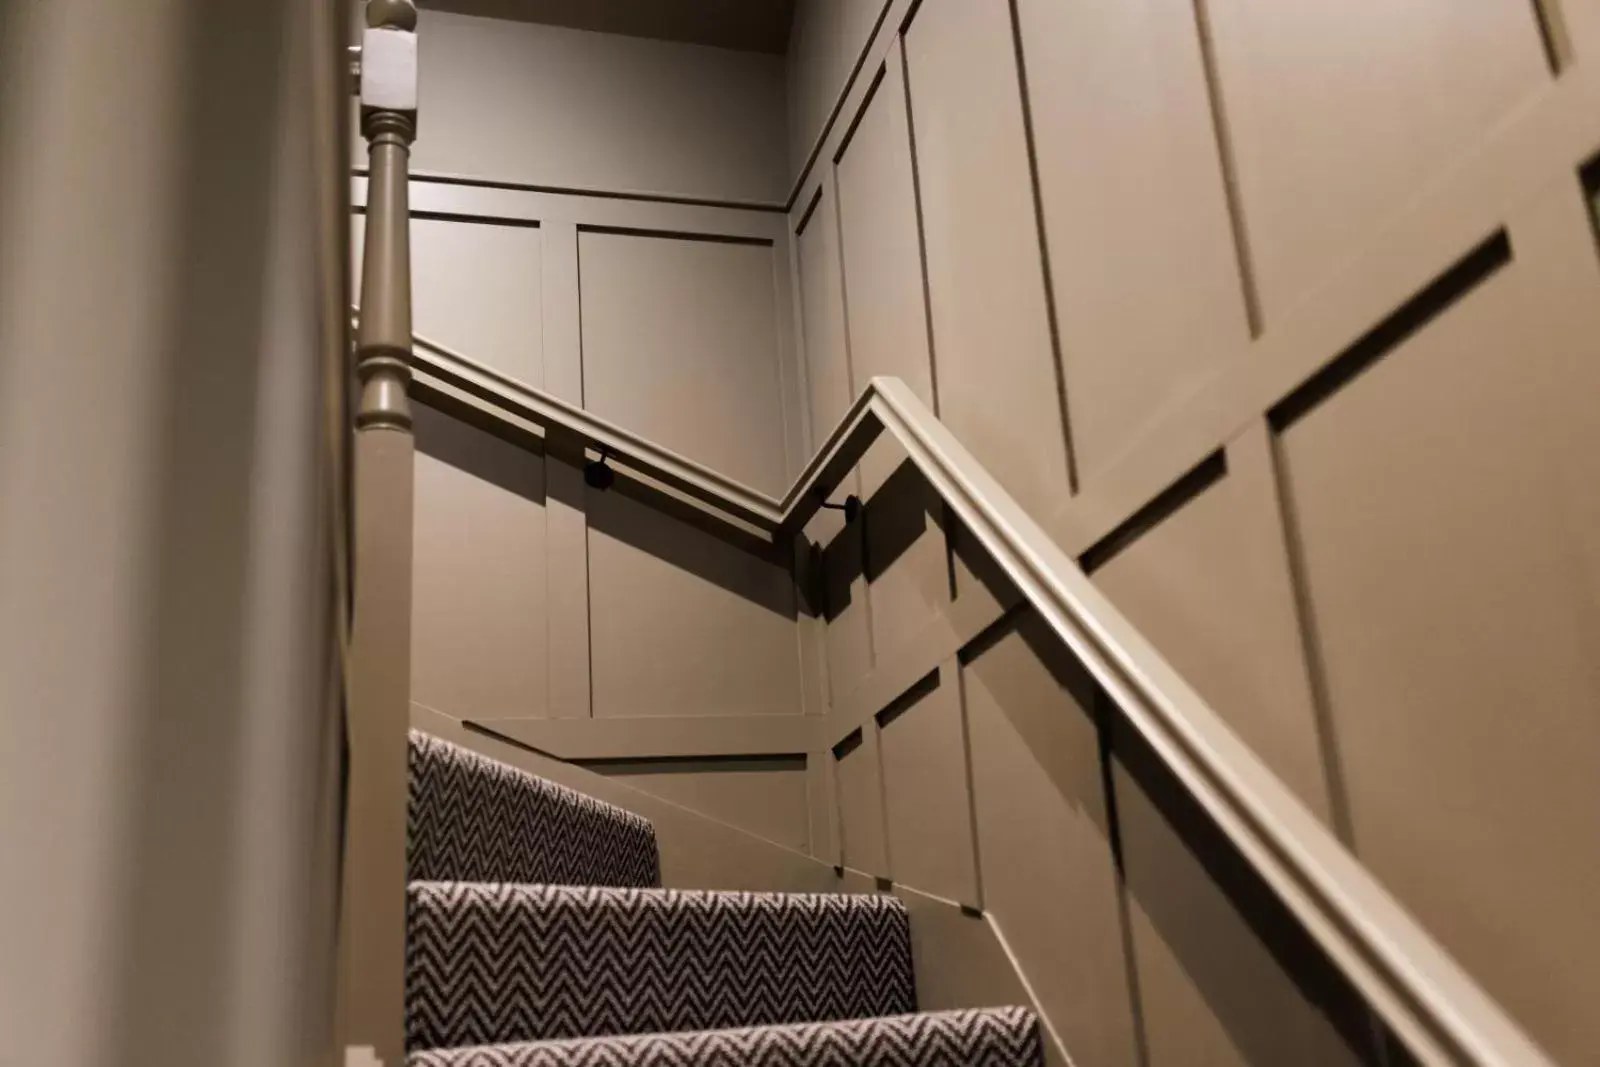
574, 234, 588, 406
873, 720, 895, 880
829, 161, 878, 670
790, 190, 823, 464
1190, 0, 1264, 338
1098, 699, 1154, 1067
574, 225, 595, 718
1005, 0, 1080, 494
1264, 428, 1359, 847
1531, 0, 1572, 73
952, 659, 987, 910
539, 223, 592, 719
581, 498, 596, 718
896, 35, 943, 419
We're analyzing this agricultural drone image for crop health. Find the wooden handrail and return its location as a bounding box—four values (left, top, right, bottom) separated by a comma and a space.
378, 322, 1558, 1067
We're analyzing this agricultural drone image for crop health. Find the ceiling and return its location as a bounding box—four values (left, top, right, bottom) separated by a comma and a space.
419, 0, 797, 54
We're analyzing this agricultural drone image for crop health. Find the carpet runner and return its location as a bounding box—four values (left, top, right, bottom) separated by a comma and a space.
405, 731, 1044, 1067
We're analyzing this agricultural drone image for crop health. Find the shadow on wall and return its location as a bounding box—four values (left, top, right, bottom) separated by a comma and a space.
586, 473, 796, 618
1110, 708, 1393, 1066
967, 587, 1399, 1066
414, 400, 797, 618
415, 401, 547, 504
820, 457, 949, 625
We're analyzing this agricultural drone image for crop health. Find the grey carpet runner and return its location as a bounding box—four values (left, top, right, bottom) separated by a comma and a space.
410, 730, 659, 887
408, 1008, 1043, 1067
406, 731, 1044, 1067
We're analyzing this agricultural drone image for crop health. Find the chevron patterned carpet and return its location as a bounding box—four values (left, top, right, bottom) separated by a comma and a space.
407, 1008, 1044, 1067
404, 732, 1043, 1067
409, 730, 659, 887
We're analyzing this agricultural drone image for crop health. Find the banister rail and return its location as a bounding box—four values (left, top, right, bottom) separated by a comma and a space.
376, 320, 1559, 1067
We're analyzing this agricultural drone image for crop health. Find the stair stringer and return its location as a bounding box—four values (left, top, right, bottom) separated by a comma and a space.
830, 872, 1074, 1067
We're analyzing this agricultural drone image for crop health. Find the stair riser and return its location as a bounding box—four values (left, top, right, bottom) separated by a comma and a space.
407, 883, 916, 1052
406, 1007, 1043, 1067
409, 731, 659, 888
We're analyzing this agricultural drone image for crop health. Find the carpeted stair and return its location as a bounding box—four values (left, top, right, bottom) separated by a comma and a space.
405, 731, 1045, 1067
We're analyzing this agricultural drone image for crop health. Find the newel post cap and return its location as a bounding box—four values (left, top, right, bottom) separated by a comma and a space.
366, 0, 417, 31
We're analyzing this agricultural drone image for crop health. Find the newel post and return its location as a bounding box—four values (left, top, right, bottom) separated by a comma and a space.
342, 0, 418, 1063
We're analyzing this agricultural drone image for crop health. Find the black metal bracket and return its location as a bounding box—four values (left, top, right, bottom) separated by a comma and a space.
583, 446, 616, 491
820, 494, 862, 524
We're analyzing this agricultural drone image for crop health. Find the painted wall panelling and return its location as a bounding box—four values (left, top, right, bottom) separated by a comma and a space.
786, 0, 894, 184
1270, 193, 1600, 1065
578, 757, 811, 856
788, 0, 1600, 1062
1013, 0, 1252, 486
578, 228, 791, 495
814, 594, 1386, 1066
539, 221, 594, 720
1086, 431, 1337, 827
411, 403, 551, 723
796, 179, 874, 705
901, 0, 1072, 515
833, 49, 936, 495
351, 212, 546, 388
1201, 0, 1552, 327
369, 4, 1600, 1054
874, 662, 979, 907
832, 723, 890, 877
961, 613, 1141, 1067
1110, 716, 1381, 1067
832, 47, 951, 684
584, 480, 802, 720
357, 175, 816, 849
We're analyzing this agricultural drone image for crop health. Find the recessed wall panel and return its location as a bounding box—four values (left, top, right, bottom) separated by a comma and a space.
904, 0, 1071, 515
963, 614, 1139, 1067
586, 486, 801, 720
877, 671, 978, 905
1090, 446, 1333, 824
1206, 0, 1549, 324
353, 213, 545, 388
1112, 721, 1377, 1067
1275, 254, 1600, 1065
411, 404, 549, 720
1014, 0, 1250, 482
835, 726, 889, 876
580, 228, 789, 495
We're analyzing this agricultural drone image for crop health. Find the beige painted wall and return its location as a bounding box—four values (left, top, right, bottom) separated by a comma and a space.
786, 0, 891, 182
353, 83, 815, 849
378, 3, 1600, 1062
787, 0, 1600, 1064
0, 0, 347, 1063
403, 8, 789, 203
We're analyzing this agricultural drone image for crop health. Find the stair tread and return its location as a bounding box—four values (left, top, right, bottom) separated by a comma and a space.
406, 1006, 1045, 1067
410, 880, 911, 908
409, 731, 660, 888
406, 881, 916, 1053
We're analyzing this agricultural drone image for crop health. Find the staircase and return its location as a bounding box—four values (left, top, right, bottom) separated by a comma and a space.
404, 731, 1045, 1067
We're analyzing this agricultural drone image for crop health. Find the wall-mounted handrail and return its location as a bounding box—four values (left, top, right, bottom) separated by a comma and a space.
369, 318, 1557, 1067
405, 329, 782, 530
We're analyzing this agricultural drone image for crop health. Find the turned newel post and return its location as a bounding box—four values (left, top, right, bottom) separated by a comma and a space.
342, 1, 418, 1064
356, 0, 417, 432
